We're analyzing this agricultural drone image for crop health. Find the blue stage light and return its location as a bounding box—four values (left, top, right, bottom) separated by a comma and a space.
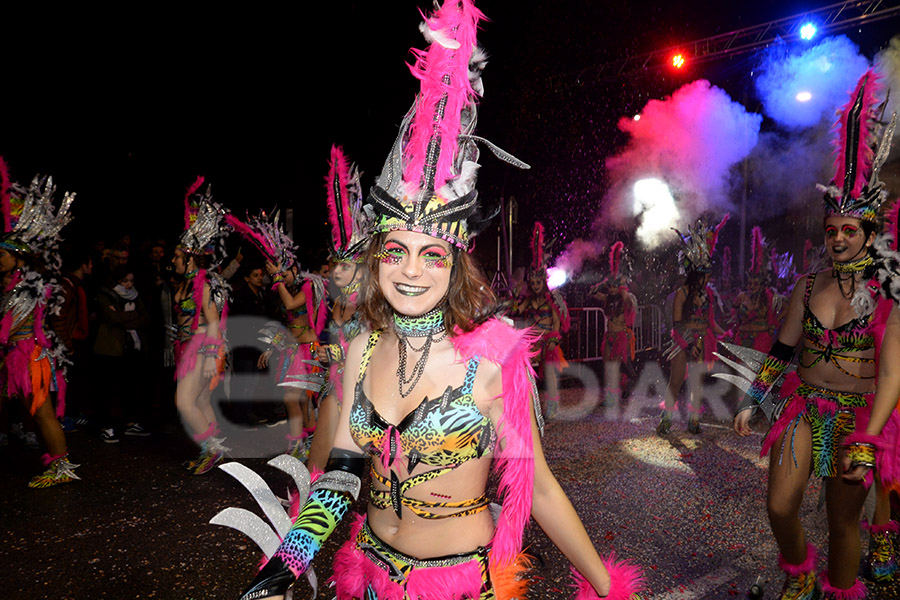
800, 23, 816, 41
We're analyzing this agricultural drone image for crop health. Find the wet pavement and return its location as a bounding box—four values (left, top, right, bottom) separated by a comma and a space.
2, 387, 899, 600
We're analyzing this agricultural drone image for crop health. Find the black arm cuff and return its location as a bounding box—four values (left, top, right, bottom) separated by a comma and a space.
769, 340, 794, 362
326, 448, 366, 478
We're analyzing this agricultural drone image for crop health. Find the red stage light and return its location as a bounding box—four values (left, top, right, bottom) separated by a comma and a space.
671, 53, 686, 69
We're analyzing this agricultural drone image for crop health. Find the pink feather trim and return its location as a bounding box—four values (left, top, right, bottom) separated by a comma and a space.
184, 176, 205, 229
192, 421, 216, 443
41, 452, 66, 467
886, 198, 900, 252
330, 513, 484, 600
861, 518, 900, 534
608, 241, 623, 276
778, 542, 817, 576
569, 554, 646, 600
819, 571, 866, 599
225, 214, 278, 263
0, 155, 10, 233
750, 227, 764, 274
0, 269, 22, 344
326, 145, 354, 253
55, 368, 67, 419
451, 318, 540, 566
5, 339, 34, 399
531, 222, 545, 271
760, 372, 803, 458
833, 70, 881, 200
403, 0, 485, 195
708, 214, 730, 254
174, 334, 205, 380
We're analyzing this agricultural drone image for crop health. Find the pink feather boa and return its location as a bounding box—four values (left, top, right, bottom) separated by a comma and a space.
819, 571, 866, 600
0, 269, 23, 344
331, 514, 483, 600
569, 554, 646, 600
451, 318, 540, 566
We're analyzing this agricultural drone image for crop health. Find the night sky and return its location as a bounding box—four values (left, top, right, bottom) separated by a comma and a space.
2, 1, 897, 277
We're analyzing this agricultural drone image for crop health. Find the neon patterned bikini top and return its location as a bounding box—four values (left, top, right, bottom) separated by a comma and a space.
800, 273, 875, 378
349, 330, 496, 519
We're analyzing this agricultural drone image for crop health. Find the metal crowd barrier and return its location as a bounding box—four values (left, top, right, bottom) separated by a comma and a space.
562, 305, 665, 362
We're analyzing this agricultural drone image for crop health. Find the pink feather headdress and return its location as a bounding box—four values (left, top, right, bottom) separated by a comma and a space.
748, 226, 771, 281
721, 246, 732, 286
226, 210, 297, 270
325, 145, 369, 262
818, 70, 896, 223
368, 0, 529, 250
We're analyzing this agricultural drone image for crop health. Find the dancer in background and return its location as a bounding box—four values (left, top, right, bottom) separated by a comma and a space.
235, 2, 645, 599
658, 216, 729, 436
590, 241, 637, 407
733, 71, 900, 600
0, 161, 78, 487
517, 222, 569, 418
229, 210, 326, 459
307, 145, 371, 471
732, 227, 785, 352
172, 178, 232, 475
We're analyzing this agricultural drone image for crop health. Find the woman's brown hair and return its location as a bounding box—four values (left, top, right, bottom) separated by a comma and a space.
359, 232, 498, 334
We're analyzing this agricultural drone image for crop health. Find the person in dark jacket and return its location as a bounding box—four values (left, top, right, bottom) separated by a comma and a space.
93, 265, 151, 441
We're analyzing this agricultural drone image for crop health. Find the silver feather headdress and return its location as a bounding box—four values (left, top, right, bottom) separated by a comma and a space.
673, 215, 729, 275
1, 162, 74, 257
178, 176, 230, 267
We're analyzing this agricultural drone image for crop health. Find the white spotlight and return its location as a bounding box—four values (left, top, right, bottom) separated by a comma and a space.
547, 267, 567, 290
795, 91, 812, 102
633, 178, 680, 247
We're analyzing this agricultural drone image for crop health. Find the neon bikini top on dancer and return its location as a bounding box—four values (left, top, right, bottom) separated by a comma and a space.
524, 297, 554, 331
349, 330, 496, 519
800, 273, 875, 378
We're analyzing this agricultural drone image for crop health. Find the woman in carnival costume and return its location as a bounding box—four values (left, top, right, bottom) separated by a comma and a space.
732, 227, 786, 352
516, 222, 570, 419
0, 160, 78, 488
307, 145, 371, 471
658, 216, 729, 436
733, 71, 900, 599
228, 207, 327, 460
590, 241, 637, 407
235, 2, 645, 599
172, 177, 232, 475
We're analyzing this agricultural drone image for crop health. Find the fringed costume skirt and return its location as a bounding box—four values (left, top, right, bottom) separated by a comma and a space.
762, 372, 900, 484
330, 515, 531, 600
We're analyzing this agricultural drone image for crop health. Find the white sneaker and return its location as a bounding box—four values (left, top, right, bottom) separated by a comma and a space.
101, 428, 120, 443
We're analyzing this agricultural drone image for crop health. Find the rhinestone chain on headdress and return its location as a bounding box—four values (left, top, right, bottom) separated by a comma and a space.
394, 306, 447, 398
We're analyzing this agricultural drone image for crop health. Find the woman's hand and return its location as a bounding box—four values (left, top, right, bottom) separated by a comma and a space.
841, 455, 871, 483
265, 261, 280, 276
203, 356, 217, 379
733, 408, 753, 436
316, 345, 329, 363
258, 350, 272, 369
